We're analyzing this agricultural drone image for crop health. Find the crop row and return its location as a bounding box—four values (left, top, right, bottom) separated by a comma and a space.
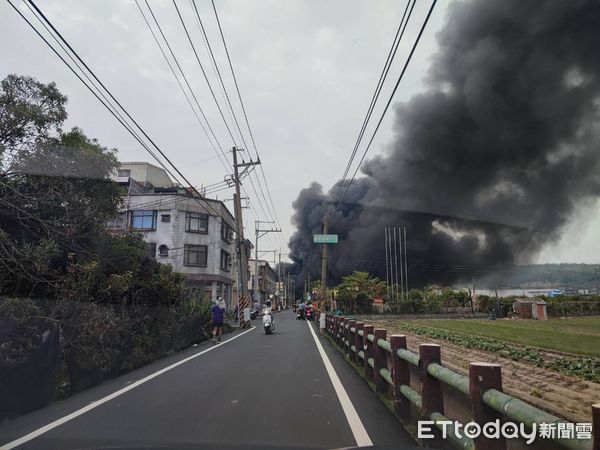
387, 321, 599, 382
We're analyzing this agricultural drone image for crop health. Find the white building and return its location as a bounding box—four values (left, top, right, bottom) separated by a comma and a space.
110, 162, 237, 308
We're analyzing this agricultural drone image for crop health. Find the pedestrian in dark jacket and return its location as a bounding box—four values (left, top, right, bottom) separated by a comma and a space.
211, 299, 225, 343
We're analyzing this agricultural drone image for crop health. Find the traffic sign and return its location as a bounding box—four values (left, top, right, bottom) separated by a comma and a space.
313, 234, 338, 244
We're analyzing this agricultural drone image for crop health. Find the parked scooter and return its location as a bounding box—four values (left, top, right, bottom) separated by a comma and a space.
263, 310, 275, 334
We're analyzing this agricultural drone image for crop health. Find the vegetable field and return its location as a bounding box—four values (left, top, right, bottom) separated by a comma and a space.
408, 317, 600, 357
376, 318, 600, 423
381, 318, 600, 382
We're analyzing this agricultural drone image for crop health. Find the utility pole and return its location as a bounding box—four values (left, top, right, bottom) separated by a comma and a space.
471, 278, 476, 315
304, 278, 307, 301
254, 220, 280, 305
403, 226, 408, 296
320, 213, 329, 308
232, 147, 259, 327
384, 227, 389, 302
395, 227, 401, 302
287, 273, 291, 305
278, 251, 282, 306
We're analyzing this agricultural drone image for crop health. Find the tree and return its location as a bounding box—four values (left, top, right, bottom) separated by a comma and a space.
0, 126, 123, 298
0, 74, 67, 166
335, 271, 385, 314
0, 74, 184, 306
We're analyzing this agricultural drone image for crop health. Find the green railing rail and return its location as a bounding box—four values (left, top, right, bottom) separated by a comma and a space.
397, 348, 419, 366
400, 384, 421, 409
427, 362, 469, 396
323, 314, 597, 450
377, 337, 392, 352
380, 368, 393, 386
430, 412, 475, 450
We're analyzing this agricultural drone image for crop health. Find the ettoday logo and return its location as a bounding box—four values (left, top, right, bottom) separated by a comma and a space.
418, 420, 592, 444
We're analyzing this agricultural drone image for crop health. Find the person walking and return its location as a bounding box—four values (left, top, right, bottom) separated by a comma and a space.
211, 298, 225, 343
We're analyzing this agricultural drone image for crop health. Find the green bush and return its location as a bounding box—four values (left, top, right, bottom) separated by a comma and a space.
0, 297, 45, 364
546, 300, 600, 317
1, 296, 216, 416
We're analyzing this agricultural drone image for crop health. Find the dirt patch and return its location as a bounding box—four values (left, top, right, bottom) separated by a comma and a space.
374, 320, 600, 423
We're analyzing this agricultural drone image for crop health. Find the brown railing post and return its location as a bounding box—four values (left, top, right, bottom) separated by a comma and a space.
469, 363, 506, 450
354, 322, 364, 366
363, 324, 375, 382
373, 329, 387, 394
348, 320, 356, 361
334, 316, 340, 344
390, 335, 410, 420
342, 318, 349, 355
419, 343, 444, 418
593, 403, 599, 450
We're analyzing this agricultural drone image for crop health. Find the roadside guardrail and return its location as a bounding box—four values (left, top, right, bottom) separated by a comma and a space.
325, 314, 599, 450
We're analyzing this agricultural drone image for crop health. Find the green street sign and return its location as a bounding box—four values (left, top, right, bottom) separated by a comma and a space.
313, 234, 338, 244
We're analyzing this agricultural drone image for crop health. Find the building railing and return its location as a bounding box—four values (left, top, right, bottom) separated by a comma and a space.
324, 315, 599, 450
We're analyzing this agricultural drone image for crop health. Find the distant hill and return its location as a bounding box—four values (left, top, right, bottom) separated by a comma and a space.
474, 263, 599, 289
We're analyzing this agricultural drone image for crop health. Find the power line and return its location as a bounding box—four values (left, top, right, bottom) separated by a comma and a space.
136, 0, 267, 231
210, 0, 287, 250
171, 0, 238, 147
333, 0, 414, 212
138, 0, 229, 171
7, 0, 173, 185
190, 0, 248, 151
169, 1, 279, 241
16, 0, 229, 226
335, 0, 437, 212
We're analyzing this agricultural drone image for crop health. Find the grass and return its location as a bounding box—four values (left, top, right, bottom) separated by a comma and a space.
408, 317, 600, 357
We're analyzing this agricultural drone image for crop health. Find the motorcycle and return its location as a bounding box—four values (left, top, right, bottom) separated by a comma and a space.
306, 308, 313, 321
263, 311, 275, 334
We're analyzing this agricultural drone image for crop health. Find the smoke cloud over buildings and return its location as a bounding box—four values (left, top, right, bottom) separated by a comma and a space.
289, 0, 600, 286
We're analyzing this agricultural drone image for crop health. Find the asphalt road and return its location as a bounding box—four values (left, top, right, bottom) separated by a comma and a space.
0, 311, 418, 450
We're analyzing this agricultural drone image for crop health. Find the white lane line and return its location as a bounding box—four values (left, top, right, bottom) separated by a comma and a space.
0, 327, 255, 450
306, 322, 373, 447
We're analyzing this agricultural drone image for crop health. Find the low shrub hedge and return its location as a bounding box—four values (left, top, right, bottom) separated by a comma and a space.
0, 296, 224, 417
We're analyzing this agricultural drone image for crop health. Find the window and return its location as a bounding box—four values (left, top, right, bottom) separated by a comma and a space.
158, 244, 169, 257
146, 243, 156, 258
117, 169, 131, 177
221, 222, 234, 243
220, 250, 231, 271
185, 212, 208, 233
184, 244, 207, 267
161, 214, 171, 223
131, 210, 157, 230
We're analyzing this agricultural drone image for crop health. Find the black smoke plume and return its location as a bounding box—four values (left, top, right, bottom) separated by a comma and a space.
289, 0, 600, 288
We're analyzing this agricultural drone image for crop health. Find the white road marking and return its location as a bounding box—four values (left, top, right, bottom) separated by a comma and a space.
0, 327, 255, 450
306, 322, 373, 447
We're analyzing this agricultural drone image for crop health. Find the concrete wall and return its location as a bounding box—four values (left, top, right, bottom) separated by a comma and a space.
118, 162, 173, 188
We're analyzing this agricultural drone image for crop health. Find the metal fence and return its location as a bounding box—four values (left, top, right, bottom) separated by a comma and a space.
324, 315, 599, 450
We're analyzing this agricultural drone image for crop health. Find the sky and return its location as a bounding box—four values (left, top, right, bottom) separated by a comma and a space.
1, 0, 598, 264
